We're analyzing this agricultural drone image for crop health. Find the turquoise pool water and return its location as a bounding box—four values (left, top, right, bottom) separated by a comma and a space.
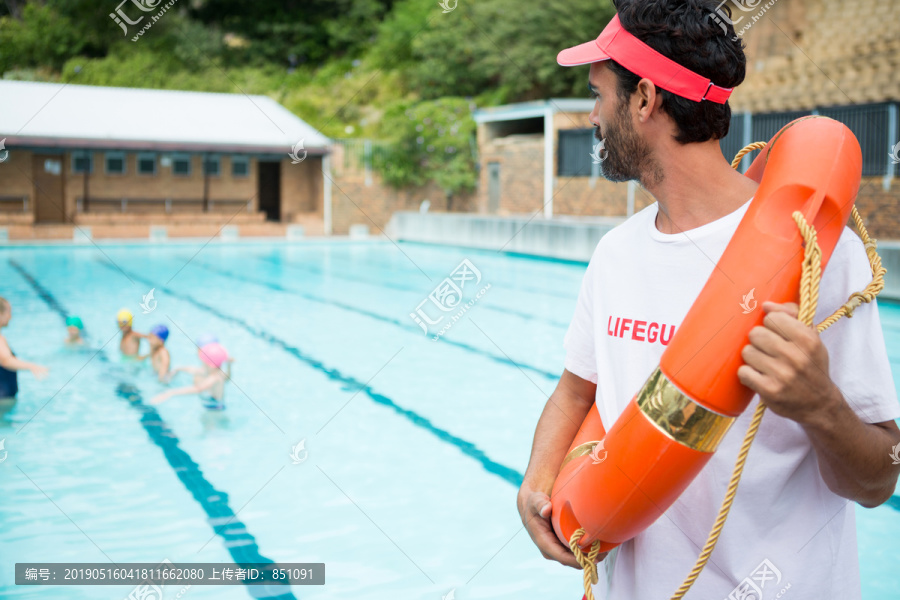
0, 240, 897, 599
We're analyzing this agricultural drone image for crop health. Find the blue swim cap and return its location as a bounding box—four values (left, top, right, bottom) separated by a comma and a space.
150, 324, 169, 342
195, 333, 218, 347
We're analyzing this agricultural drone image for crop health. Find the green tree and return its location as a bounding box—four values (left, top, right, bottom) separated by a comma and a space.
374, 97, 477, 205
370, 0, 615, 104
188, 0, 393, 66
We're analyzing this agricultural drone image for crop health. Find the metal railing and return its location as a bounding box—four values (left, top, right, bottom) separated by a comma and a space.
721, 102, 900, 177
552, 102, 900, 180
332, 138, 390, 186
75, 197, 252, 213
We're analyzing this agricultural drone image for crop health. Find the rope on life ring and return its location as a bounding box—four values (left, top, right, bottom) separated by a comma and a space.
569, 141, 886, 600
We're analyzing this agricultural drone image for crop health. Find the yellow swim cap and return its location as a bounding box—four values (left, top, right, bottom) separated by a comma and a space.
116, 308, 133, 326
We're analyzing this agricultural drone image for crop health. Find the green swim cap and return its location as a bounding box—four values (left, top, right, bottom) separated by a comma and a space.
66, 316, 84, 329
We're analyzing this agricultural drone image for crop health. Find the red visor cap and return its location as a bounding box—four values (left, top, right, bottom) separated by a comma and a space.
557, 14, 733, 104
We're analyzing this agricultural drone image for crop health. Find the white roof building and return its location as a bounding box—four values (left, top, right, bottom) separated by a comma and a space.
0, 80, 330, 155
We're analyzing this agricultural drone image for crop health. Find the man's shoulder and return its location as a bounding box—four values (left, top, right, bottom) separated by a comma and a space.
590, 202, 657, 261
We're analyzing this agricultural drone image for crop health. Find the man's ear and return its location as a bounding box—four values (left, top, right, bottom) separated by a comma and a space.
635, 78, 658, 121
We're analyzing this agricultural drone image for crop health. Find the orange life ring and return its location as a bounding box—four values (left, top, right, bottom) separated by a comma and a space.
551, 116, 863, 552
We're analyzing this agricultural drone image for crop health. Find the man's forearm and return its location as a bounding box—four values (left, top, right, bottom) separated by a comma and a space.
520, 386, 594, 498
802, 385, 900, 507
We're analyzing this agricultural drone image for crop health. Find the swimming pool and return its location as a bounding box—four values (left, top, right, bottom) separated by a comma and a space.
0, 240, 897, 599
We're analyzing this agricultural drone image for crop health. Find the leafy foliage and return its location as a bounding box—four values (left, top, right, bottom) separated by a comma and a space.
370, 0, 616, 103
187, 0, 393, 66
374, 98, 477, 198
0, 0, 615, 198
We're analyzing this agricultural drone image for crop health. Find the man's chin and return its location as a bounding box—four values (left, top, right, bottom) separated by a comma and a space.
599, 164, 632, 183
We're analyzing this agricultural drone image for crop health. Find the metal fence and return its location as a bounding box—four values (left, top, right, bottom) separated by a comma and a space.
333, 138, 391, 173
721, 101, 899, 177
552, 101, 900, 179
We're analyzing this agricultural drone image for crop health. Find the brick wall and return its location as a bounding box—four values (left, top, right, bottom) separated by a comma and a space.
474, 109, 657, 217
0, 149, 35, 222
328, 143, 475, 235
731, 0, 900, 113
476, 134, 544, 214
282, 156, 323, 221
63, 152, 257, 212
855, 178, 900, 240
0, 150, 261, 221
1, 147, 336, 236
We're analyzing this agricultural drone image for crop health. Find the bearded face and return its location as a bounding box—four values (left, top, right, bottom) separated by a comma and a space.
594, 95, 662, 187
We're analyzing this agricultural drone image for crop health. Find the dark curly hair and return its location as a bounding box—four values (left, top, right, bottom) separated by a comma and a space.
607, 0, 746, 144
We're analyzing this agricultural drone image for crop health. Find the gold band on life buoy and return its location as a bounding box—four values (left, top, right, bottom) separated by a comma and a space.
559, 440, 604, 471
636, 368, 735, 453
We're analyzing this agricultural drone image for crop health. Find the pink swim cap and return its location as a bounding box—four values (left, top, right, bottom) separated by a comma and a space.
198, 342, 229, 369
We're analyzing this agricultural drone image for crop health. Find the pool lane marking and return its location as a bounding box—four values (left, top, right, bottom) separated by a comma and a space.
182, 257, 558, 381
115, 384, 297, 600
207, 256, 570, 330
95, 258, 526, 487
9, 260, 299, 600
254, 256, 578, 300
329, 242, 588, 300
255, 253, 571, 328
283, 248, 581, 300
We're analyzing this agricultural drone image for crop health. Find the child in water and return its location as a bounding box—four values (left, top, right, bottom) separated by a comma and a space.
140, 324, 170, 381
0, 296, 49, 400
65, 316, 85, 345
151, 343, 229, 410
116, 309, 145, 358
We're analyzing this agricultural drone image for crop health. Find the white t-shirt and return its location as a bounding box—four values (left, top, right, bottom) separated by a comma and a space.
563, 200, 900, 600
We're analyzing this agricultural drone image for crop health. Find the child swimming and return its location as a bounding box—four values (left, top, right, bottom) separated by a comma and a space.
151, 342, 229, 410
0, 296, 49, 400
194, 333, 232, 378
116, 309, 145, 358
140, 324, 170, 381
65, 316, 85, 345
